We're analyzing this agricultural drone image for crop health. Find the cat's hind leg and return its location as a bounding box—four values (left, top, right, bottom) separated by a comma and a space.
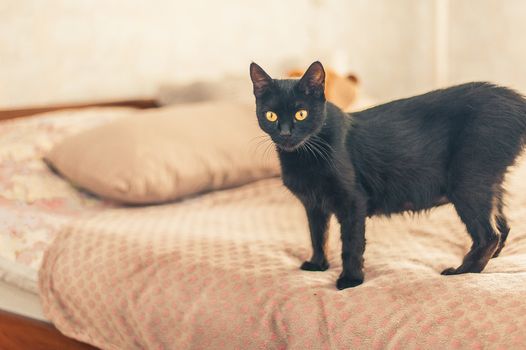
441, 187, 500, 275
492, 190, 510, 258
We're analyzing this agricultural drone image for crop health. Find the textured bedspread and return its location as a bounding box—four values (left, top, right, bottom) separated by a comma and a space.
0, 108, 133, 291
39, 156, 526, 349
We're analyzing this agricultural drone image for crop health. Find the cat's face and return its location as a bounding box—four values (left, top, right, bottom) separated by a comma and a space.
250, 61, 327, 152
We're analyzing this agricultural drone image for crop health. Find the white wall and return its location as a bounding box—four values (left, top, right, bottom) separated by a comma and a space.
447, 0, 526, 92
2, 0, 525, 109
0, 0, 437, 108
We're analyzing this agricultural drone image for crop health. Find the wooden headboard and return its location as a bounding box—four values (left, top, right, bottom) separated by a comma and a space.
0, 98, 160, 121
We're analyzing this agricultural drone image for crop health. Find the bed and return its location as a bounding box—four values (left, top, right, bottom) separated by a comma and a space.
2, 103, 526, 349
0, 106, 139, 349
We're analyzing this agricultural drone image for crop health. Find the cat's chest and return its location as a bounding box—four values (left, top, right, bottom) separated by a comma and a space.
281, 163, 337, 198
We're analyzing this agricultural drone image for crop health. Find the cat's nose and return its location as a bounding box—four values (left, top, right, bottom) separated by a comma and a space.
280, 124, 292, 137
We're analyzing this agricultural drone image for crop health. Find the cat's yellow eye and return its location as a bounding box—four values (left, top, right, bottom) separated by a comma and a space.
295, 109, 308, 121
266, 111, 278, 122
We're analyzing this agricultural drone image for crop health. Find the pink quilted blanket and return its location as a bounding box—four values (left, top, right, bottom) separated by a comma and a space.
0, 108, 132, 291
40, 158, 526, 349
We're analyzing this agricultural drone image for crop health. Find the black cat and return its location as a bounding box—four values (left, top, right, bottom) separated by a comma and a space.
250, 61, 526, 290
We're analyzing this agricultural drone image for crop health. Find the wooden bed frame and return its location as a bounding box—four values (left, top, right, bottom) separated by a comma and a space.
0, 98, 160, 350
0, 310, 97, 350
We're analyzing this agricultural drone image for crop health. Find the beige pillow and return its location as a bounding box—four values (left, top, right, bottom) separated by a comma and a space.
45, 102, 280, 204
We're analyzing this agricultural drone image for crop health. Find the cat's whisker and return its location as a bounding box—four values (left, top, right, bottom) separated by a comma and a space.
250, 135, 273, 157
308, 138, 329, 158
260, 142, 270, 161
262, 142, 276, 164
311, 136, 336, 162
306, 144, 319, 163
248, 135, 277, 168
311, 135, 335, 153
308, 141, 331, 169
306, 137, 335, 169
248, 134, 270, 146
302, 142, 319, 163
297, 143, 308, 160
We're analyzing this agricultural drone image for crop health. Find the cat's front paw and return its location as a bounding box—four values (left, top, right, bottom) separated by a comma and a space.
300, 260, 329, 271
336, 275, 364, 290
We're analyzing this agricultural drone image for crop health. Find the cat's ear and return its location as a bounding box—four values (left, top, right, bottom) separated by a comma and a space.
298, 61, 325, 98
250, 62, 273, 98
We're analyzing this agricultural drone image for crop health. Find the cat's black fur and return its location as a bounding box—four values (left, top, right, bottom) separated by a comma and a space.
250, 61, 526, 290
